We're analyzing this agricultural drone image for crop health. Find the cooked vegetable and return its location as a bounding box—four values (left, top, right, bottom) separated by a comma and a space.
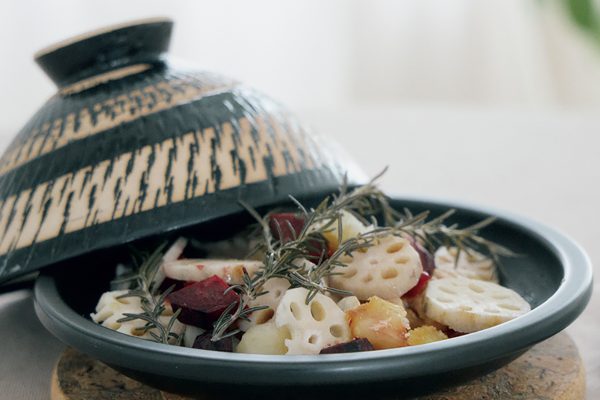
183, 325, 205, 348
152, 237, 188, 288
403, 271, 431, 299
239, 277, 291, 331
210, 170, 518, 342
268, 212, 329, 259
336, 296, 361, 312
275, 288, 351, 355
433, 246, 498, 282
346, 296, 409, 350
91, 170, 528, 355
317, 210, 372, 251
99, 243, 185, 344
237, 322, 290, 355
268, 213, 307, 243
424, 276, 530, 333
167, 276, 239, 328
91, 290, 184, 342
192, 332, 234, 352
163, 259, 262, 285
329, 235, 423, 300
320, 338, 375, 354
407, 236, 435, 275
407, 326, 448, 346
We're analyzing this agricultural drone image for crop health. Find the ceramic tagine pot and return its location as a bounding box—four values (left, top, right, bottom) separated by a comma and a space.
0, 18, 365, 284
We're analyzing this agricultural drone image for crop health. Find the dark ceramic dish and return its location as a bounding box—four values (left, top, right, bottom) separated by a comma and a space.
0, 18, 363, 285
34, 197, 592, 397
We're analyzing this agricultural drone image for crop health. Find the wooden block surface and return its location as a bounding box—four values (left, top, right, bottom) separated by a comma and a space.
51, 332, 585, 400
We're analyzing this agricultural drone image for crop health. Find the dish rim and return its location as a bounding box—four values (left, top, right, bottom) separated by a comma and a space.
34, 195, 593, 385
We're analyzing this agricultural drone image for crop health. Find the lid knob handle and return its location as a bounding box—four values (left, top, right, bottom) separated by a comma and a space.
34, 18, 173, 88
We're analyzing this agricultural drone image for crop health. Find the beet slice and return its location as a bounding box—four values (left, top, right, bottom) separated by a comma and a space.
403, 271, 431, 298
192, 332, 234, 352
444, 328, 466, 338
319, 338, 375, 354
268, 212, 330, 261
269, 213, 306, 243
408, 237, 435, 275
167, 275, 239, 328
401, 236, 434, 299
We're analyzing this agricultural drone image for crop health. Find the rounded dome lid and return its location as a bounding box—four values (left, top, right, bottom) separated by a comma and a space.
0, 19, 365, 283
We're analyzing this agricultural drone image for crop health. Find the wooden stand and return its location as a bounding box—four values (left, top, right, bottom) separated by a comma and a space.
50, 333, 585, 400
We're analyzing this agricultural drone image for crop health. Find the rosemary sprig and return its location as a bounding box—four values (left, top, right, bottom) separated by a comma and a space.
211, 172, 398, 341
393, 208, 515, 266
211, 168, 515, 341
324, 167, 515, 264
113, 242, 184, 345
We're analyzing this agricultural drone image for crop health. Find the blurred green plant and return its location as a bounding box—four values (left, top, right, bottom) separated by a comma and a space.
564, 0, 600, 43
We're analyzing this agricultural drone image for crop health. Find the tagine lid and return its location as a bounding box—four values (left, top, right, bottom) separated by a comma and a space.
0, 18, 366, 284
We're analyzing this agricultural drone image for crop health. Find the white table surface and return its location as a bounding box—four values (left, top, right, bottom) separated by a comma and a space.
0, 106, 598, 398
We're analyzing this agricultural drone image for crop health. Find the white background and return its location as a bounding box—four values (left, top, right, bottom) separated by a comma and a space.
3, 0, 600, 135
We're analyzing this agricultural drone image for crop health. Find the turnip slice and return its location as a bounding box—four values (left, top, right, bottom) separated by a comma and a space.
163, 259, 262, 285
152, 237, 188, 289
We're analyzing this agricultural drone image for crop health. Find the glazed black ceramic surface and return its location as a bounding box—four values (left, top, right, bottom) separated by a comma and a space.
0, 18, 364, 283
34, 197, 593, 395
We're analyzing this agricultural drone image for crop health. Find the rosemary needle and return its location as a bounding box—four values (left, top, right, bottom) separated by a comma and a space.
113, 242, 183, 345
